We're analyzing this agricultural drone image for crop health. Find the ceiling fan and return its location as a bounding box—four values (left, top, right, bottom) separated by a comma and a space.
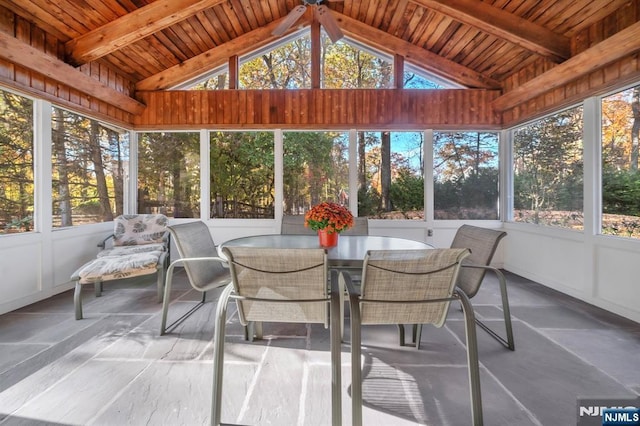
272, 0, 344, 43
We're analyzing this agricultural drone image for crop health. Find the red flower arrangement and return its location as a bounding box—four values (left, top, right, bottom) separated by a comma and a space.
305, 202, 354, 234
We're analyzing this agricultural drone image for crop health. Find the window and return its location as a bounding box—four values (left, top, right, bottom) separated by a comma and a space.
357, 131, 424, 219
0, 89, 33, 234
52, 107, 129, 227
322, 35, 393, 89
210, 131, 274, 218
512, 106, 584, 229
434, 132, 499, 220
239, 34, 311, 89
138, 132, 199, 218
189, 70, 230, 90
601, 85, 640, 238
283, 131, 349, 215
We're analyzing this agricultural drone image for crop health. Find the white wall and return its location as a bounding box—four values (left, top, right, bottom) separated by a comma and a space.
0, 222, 111, 315
501, 223, 640, 323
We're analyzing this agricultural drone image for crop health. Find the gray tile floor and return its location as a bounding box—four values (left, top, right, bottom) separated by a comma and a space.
0, 270, 638, 425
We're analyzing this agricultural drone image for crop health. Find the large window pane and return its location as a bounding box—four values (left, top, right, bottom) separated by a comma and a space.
434, 132, 499, 220
512, 106, 584, 229
322, 35, 393, 89
357, 131, 424, 219
601, 85, 640, 238
52, 107, 128, 227
210, 131, 274, 218
0, 90, 33, 234
138, 132, 199, 218
283, 131, 349, 215
239, 34, 311, 89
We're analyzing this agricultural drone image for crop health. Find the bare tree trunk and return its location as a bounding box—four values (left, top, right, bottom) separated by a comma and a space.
631, 87, 640, 171
358, 132, 367, 191
90, 120, 113, 221
111, 130, 124, 216
52, 108, 72, 227
381, 131, 392, 211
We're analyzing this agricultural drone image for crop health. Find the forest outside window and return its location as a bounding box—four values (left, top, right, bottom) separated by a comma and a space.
601, 85, 640, 239
52, 107, 129, 228
357, 131, 425, 219
283, 131, 349, 216
433, 132, 499, 220
137, 132, 199, 218
512, 106, 584, 230
210, 131, 274, 219
0, 89, 33, 234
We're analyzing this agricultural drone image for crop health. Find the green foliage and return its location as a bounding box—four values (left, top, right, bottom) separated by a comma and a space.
283, 132, 347, 213
602, 168, 640, 216
390, 169, 424, 211
210, 132, 275, 217
357, 187, 381, 217
513, 106, 584, 220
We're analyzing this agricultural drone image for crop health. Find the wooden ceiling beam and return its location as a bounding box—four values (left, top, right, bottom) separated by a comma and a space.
65, 0, 227, 66
334, 12, 501, 89
0, 31, 146, 115
492, 21, 640, 111
136, 15, 311, 91
411, 0, 571, 61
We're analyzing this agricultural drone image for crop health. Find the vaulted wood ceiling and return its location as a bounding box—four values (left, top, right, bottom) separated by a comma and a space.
1, 0, 639, 123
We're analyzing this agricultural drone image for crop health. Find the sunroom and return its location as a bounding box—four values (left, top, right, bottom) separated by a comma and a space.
0, 1, 639, 425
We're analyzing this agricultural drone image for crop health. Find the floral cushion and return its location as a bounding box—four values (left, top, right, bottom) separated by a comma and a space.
96, 243, 166, 257
72, 251, 163, 284
112, 214, 168, 246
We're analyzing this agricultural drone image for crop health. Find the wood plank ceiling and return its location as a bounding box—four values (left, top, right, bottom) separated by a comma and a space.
0, 0, 635, 104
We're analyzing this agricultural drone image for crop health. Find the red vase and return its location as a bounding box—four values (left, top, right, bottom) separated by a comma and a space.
318, 229, 338, 248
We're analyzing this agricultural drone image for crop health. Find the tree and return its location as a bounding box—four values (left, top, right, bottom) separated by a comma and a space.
52, 108, 73, 227
631, 87, 639, 171
513, 107, 583, 222
0, 91, 34, 231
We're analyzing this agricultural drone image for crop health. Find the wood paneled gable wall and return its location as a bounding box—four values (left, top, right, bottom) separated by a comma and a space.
0, 2, 639, 130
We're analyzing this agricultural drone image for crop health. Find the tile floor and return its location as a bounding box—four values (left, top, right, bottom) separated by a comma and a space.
0, 269, 638, 425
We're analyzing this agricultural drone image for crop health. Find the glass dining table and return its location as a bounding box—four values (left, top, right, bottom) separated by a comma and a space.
220, 234, 434, 338
221, 234, 433, 267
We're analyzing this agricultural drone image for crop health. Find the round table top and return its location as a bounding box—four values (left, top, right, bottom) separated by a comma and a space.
221, 234, 433, 268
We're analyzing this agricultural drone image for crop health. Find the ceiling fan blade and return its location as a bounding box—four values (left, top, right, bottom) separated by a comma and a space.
272, 5, 307, 37
316, 5, 344, 43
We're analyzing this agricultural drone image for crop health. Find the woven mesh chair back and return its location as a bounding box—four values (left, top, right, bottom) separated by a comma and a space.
450, 225, 506, 298
223, 246, 328, 326
168, 221, 229, 290
360, 248, 469, 327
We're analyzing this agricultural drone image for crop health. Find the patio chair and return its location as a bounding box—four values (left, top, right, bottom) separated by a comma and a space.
72, 214, 169, 320
213, 246, 342, 426
160, 221, 232, 335
280, 215, 317, 235
411, 225, 514, 350
340, 217, 369, 236
345, 248, 482, 426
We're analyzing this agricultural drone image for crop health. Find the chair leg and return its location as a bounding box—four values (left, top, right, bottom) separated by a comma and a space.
349, 292, 363, 426
74, 281, 83, 320
458, 290, 483, 426
329, 276, 342, 426
474, 268, 515, 351
211, 283, 233, 426
160, 261, 177, 335
398, 324, 406, 346
94, 281, 102, 297
156, 260, 165, 303
412, 324, 423, 350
